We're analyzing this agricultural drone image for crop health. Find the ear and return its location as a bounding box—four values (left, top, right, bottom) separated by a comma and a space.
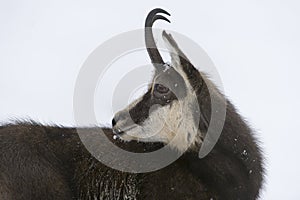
162, 31, 205, 93
162, 30, 189, 74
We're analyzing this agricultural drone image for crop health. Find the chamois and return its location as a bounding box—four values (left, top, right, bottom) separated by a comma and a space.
0, 8, 264, 200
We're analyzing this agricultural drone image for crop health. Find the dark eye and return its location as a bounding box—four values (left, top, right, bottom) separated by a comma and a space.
154, 84, 169, 94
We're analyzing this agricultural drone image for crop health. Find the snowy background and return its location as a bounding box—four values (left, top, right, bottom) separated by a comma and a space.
1, 1, 300, 199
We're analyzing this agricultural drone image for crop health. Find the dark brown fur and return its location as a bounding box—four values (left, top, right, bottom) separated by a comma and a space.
0, 122, 219, 199
0, 99, 264, 200
0, 8, 264, 200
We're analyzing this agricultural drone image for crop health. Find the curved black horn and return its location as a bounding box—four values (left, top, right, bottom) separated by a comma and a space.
145, 8, 171, 68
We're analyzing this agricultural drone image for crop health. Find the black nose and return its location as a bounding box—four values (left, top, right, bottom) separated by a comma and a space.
112, 118, 117, 127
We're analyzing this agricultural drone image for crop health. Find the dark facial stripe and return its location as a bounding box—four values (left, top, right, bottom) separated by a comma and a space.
129, 90, 152, 125
129, 87, 178, 125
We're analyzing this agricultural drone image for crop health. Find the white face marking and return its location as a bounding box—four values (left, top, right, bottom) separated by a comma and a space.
113, 31, 203, 152
116, 86, 201, 153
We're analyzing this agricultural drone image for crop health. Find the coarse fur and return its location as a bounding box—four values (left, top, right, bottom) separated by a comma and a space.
0, 8, 264, 200
0, 122, 218, 200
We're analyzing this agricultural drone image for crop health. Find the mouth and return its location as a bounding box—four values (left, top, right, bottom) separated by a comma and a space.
112, 126, 137, 140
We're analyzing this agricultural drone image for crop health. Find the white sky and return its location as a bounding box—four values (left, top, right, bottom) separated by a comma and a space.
1, 0, 300, 199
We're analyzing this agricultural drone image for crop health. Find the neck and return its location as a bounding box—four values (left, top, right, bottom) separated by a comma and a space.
184, 78, 264, 199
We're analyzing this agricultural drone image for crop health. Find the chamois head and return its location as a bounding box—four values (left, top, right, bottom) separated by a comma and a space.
112, 8, 206, 152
